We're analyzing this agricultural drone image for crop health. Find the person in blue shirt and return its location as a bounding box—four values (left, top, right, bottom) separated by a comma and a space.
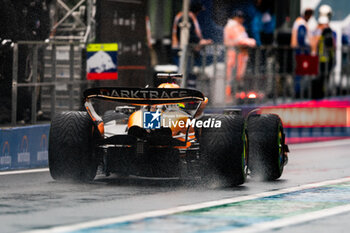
251, 0, 276, 46
291, 9, 314, 54
290, 9, 314, 98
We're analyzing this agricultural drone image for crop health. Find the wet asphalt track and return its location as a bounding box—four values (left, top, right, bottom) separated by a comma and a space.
1, 139, 350, 233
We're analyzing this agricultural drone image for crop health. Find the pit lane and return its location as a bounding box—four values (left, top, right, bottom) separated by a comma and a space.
1, 139, 350, 233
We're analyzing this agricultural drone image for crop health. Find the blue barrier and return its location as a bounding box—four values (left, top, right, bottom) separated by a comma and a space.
0, 124, 50, 170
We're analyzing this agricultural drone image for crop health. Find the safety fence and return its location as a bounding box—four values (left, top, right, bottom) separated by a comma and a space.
4, 41, 350, 126
1, 42, 350, 171
8, 41, 102, 126
188, 44, 350, 107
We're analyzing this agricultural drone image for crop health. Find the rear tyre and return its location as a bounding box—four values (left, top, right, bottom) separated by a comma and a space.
200, 114, 247, 186
247, 114, 285, 180
49, 111, 98, 182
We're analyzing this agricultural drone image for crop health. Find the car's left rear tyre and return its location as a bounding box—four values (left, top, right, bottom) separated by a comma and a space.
200, 114, 247, 186
49, 111, 98, 182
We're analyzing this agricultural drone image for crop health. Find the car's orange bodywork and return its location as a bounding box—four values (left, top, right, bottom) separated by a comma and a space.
125, 81, 197, 149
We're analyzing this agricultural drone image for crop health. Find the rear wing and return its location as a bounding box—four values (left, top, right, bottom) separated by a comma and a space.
84, 87, 205, 105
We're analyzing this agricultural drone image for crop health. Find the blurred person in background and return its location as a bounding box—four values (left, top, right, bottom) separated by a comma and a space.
224, 10, 256, 103
251, 0, 276, 46
312, 5, 336, 99
291, 8, 314, 98
311, 5, 334, 54
171, 0, 212, 66
171, 0, 212, 88
250, 0, 276, 97
291, 8, 314, 51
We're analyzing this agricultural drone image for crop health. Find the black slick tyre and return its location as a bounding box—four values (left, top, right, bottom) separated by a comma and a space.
200, 114, 247, 186
49, 111, 98, 182
247, 114, 285, 180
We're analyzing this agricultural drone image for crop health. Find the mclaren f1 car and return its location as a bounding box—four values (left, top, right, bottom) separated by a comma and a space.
48, 74, 288, 186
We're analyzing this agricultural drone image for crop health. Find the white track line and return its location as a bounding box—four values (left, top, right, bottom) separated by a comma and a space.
225, 204, 350, 233
0, 168, 49, 176
24, 176, 350, 233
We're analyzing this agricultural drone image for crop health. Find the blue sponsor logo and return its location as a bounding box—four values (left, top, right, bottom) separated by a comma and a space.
143, 110, 161, 129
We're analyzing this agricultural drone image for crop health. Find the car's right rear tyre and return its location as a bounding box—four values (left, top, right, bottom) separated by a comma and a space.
49, 111, 98, 182
199, 114, 247, 186
247, 114, 286, 180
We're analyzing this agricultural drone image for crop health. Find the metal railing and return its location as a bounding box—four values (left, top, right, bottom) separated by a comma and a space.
10, 41, 95, 126
186, 44, 349, 107
51, 0, 96, 43
5, 41, 350, 126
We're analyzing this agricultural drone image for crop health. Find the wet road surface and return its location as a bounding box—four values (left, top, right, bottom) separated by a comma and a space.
1, 139, 350, 232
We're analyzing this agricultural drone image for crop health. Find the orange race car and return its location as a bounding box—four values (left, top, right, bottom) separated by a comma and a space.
48, 74, 288, 186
